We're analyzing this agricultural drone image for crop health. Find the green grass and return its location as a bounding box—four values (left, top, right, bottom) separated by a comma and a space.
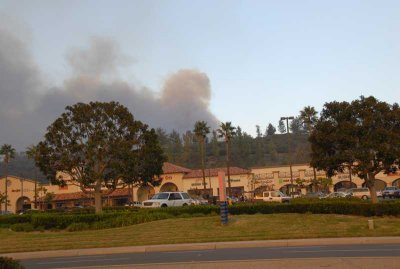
1, 214, 400, 253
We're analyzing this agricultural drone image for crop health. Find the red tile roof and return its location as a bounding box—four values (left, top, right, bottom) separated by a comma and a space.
183, 167, 250, 179
162, 162, 191, 174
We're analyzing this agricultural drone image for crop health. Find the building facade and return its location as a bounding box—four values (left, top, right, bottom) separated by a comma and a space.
1, 162, 400, 213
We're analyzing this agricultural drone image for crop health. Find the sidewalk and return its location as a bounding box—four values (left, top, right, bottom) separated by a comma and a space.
4, 236, 400, 260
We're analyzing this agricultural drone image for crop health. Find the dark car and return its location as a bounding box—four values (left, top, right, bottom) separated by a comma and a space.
382, 187, 399, 199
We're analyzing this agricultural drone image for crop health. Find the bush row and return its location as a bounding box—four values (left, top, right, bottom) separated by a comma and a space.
3, 201, 400, 232
229, 201, 400, 217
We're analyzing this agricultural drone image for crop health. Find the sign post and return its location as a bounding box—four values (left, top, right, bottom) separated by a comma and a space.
218, 171, 228, 225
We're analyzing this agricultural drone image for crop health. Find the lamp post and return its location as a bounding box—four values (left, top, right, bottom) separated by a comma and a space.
280, 116, 294, 197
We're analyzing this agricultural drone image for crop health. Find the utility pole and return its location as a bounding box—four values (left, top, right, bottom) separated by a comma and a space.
281, 116, 294, 197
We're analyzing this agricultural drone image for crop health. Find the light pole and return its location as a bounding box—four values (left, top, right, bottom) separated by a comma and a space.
280, 116, 294, 197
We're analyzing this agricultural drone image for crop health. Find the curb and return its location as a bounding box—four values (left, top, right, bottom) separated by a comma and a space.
3, 237, 400, 260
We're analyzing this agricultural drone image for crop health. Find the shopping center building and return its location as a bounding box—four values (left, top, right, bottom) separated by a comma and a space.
1, 162, 400, 213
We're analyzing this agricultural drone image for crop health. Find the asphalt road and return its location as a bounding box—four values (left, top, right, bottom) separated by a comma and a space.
21, 244, 400, 269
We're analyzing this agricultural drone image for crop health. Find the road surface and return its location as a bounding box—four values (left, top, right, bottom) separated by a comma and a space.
21, 244, 400, 269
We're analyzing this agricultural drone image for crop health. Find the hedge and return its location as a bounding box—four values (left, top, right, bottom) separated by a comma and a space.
2, 201, 400, 232
0, 257, 25, 269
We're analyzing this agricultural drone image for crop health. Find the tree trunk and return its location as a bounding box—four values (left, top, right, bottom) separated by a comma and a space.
366, 173, 378, 204
4, 161, 8, 212
312, 167, 317, 192
226, 140, 232, 197
34, 168, 37, 209
94, 182, 103, 214
201, 140, 206, 192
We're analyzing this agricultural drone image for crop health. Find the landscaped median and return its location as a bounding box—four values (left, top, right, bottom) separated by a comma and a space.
1, 199, 400, 253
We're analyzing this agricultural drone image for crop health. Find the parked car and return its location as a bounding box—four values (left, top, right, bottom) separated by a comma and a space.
348, 188, 371, 200
392, 189, 400, 199
124, 201, 142, 207
254, 191, 291, 203
320, 192, 351, 199
382, 187, 399, 199
302, 192, 326, 198
0, 210, 13, 215
142, 192, 194, 208
191, 197, 209, 205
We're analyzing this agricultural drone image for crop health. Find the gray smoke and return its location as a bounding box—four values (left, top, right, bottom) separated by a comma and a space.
0, 29, 218, 150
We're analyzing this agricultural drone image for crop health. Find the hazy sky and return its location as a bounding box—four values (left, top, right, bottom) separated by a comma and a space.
1, 0, 400, 147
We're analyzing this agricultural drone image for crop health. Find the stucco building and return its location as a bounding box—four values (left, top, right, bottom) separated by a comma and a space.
1, 162, 400, 213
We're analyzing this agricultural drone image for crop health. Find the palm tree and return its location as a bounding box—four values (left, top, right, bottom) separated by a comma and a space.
299, 106, 319, 191
217, 122, 236, 197
26, 145, 39, 209
299, 106, 318, 134
0, 144, 16, 212
193, 121, 210, 194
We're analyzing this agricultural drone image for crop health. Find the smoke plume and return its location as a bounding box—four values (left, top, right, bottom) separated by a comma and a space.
0, 27, 218, 150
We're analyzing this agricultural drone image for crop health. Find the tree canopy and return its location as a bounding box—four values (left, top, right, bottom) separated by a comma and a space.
35, 101, 165, 213
309, 96, 400, 203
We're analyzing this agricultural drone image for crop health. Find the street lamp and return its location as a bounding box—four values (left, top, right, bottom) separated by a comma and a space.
280, 116, 294, 197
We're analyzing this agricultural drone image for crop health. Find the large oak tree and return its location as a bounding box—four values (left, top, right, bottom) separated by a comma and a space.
35, 101, 165, 213
309, 96, 400, 203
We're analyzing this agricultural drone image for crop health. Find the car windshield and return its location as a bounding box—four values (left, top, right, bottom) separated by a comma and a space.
151, 193, 170, 200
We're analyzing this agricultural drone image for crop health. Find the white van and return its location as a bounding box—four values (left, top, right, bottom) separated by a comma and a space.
348, 188, 370, 200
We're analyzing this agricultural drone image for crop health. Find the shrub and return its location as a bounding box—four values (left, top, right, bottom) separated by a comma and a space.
0, 257, 25, 269
10, 223, 34, 232
66, 222, 90, 232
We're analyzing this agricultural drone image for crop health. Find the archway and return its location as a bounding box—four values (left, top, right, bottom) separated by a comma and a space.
160, 182, 179, 192
15, 196, 31, 213
362, 179, 387, 191
392, 178, 400, 187
279, 184, 297, 195
334, 181, 357, 192
137, 186, 155, 202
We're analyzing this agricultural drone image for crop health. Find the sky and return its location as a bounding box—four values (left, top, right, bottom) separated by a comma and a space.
0, 0, 400, 149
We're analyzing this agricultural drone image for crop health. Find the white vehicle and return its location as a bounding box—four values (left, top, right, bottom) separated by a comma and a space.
348, 188, 370, 200
320, 192, 350, 199
142, 192, 194, 208
254, 191, 291, 203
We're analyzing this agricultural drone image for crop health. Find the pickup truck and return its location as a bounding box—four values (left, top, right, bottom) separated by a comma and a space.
254, 191, 291, 203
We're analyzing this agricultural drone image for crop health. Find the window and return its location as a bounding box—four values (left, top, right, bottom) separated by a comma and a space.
170, 193, 182, 200
271, 191, 280, 197
263, 192, 269, 197
153, 193, 170, 200
181, 193, 190, 199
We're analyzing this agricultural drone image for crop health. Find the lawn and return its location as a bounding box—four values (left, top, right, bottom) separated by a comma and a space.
1, 213, 400, 253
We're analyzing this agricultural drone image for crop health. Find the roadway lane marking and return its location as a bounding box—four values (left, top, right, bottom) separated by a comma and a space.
37, 257, 130, 265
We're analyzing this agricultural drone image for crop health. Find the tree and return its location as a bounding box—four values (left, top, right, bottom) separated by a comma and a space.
289, 116, 305, 134
256, 125, 262, 138
309, 96, 400, 203
266, 123, 276, 136
278, 120, 286, 134
0, 192, 10, 212
168, 130, 183, 164
35, 101, 165, 213
26, 145, 39, 209
299, 106, 319, 190
217, 122, 236, 197
0, 144, 16, 212
300, 106, 318, 134
193, 121, 210, 192
210, 130, 220, 160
